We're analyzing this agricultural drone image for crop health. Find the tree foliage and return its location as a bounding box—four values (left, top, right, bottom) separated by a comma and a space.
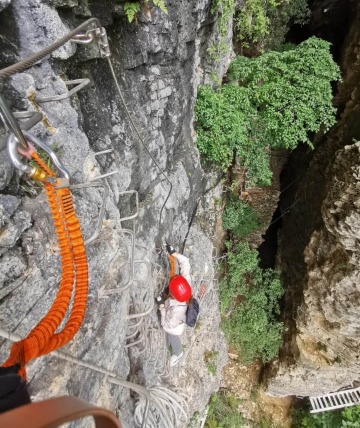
229, 37, 340, 150
235, 0, 310, 50
220, 242, 284, 362
235, 0, 280, 47
292, 405, 360, 427
222, 197, 259, 238
195, 37, 340, 185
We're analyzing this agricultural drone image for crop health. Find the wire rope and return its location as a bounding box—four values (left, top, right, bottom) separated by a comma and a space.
0, 18, 100, 79
0, 19, 174, 230
106, 57, 173, 229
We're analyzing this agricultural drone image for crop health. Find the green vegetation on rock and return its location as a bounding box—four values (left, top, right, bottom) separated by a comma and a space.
235, 0, 280, 48
292, 404, 360, 427
195, 37, 340, 185
124, 0, 167, 23
235, 0, 310, 50
220, 242, 284, 363
222, 197, 259, 238
206, 391, 244, 428
204, 350, 219, 376
265, 0, 310, 50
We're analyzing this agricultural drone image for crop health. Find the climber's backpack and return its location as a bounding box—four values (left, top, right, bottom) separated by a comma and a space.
186, 298, 200, 327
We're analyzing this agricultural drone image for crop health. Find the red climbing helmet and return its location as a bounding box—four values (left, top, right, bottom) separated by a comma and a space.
169, 275, 192, 302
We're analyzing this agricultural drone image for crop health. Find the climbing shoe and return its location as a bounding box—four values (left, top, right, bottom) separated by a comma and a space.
169, 352, 183, 367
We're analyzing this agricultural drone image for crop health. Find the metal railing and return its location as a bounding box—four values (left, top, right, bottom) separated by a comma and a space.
310, 387, 360, 413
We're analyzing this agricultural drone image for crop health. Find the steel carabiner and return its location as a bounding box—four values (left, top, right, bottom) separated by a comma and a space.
0, 94, 29, 152
7, 131, 70, 183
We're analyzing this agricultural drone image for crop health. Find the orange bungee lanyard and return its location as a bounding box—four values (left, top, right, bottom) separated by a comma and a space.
3, 136, 88, 380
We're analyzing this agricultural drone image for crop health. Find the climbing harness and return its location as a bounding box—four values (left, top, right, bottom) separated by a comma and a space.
2, 129, 88, 381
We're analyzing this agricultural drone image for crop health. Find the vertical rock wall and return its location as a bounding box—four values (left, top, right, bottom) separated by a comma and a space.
267, 1, 360, 397
0, 0, 232, 425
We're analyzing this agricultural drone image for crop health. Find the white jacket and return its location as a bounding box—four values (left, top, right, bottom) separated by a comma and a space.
160, 299, 187, 336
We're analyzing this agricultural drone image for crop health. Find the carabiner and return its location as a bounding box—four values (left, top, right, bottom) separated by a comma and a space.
7, 131, 70, 182
0, 94, 29, 152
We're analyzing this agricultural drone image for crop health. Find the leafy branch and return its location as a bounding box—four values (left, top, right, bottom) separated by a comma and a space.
124, 0, 168, 23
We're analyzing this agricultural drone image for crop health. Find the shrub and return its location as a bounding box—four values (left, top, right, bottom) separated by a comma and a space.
342, 405, 360, 427
220, 243, 284, 362
205, 391, 244, 428
235, 0, 310, 50
235, 0, 279, 48
222, 197, 259, 238
195, 37, 340, 185
208, 0, 236, 73
219, 242, 259, 313
291, 405, 360, 427
195, 84, 271, 184
124, 0, 167, 23
265, 0, 310, 51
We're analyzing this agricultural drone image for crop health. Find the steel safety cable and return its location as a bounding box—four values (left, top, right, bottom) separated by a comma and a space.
106, 57, 173, 227
0, 18, 100, 80
3, 151, 88, 379
0, 18, 174, 227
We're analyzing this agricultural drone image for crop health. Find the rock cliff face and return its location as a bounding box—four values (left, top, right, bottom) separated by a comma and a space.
267, 0, 360, 397
0, 1, 231, 425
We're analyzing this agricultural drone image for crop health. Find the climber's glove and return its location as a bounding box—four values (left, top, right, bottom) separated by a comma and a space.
166, 242, 175, 255
156, 295, 165, 306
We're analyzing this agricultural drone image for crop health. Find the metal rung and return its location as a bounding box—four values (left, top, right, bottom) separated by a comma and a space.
0, 111, 43, 151
36, 79, 90, 103
118, 190, 139, 222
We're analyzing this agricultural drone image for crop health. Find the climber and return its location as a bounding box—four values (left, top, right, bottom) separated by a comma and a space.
156, 243, 193, 367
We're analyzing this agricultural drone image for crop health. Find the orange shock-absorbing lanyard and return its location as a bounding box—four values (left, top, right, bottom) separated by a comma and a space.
3, 132, 88, 380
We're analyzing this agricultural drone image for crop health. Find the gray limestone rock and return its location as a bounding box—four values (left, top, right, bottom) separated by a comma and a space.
0, 247, 27, 289
0, 0, 232, 425
266, 3, 360, 398
0, 151, 14, 190
0, 0, 11, 12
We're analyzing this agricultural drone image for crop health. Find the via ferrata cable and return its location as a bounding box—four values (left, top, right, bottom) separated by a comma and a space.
106, 58, 173, 229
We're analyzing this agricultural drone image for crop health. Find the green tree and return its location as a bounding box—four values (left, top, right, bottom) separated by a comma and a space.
195, 37, 340, 185
229, 37, 340, 150
235, 0, 280, 48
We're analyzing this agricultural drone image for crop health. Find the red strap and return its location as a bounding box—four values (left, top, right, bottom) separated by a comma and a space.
0, 396, 122, 428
